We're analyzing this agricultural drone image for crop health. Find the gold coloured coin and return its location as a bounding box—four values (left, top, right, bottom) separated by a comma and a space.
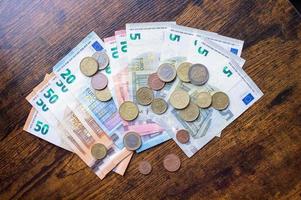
95, 87, 112, 102
179, 102, 200, 122
136, 87, 154, 106
151, 98, 168, 115
169, 90, 190, 109
196, 92, 212, 108
91, 143, 107, 160
177, 62, 192, 82
212, 91, 229, 110
119, 101, 139, 121
80, 57, 99, 76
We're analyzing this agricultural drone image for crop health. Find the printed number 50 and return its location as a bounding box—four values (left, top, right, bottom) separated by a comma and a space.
34, 121, 49, 135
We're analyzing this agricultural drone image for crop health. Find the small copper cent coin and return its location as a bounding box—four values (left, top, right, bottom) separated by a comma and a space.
91, 143, 107, 160
80, 57, 99, 76
123, 132, 142, 151
188, 64, 209, 85
136, 87, 154, 106
176, 129, 190, 144
148, 73, 165, 90
212, 91, 230, 110
138, 160, 152, 175
157, 63, 177, 82
119, 101, 139, 121
163, 153, 181, 172
91, 72, 108, 90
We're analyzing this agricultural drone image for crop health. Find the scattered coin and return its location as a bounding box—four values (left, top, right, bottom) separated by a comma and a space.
212, 91, 230, 110
188, 64, 209, 85
179, 102, 200, 122
176, 129, 190, 144
196, 92, 212, 108
136, 87, 154, 106
151, 98, 168, 115
163, 153, 181, 172
138, 160, 152, 175
92, 51, 110, 70
95, 87, 112, 102
157, 63, 177, 82
80, 57, 99, 76
91, 143, 107, 160
91, 72, 108, 90
148, 73, 165, 90
119, 101, 139, 121
169, 89, 190, 109
177, 62, 192, 82
123, 132, 142, 151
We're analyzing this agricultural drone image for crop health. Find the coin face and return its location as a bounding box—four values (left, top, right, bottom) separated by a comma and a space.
119, 101, 139, 121
157, 63, 177, 82
151, 98, 168, 115
148, 73, 165, 90
169, 89, 190, 109
80, 57, 99, 76
91, 143, 107, 160
92, 51, 109, 70
91, 72, 108, 90
123, 132, 142, 151
138, 160, 152, 175
163, 154, 181, 172
196, 92, 212, 108
136, 87, 154, 106
179, 102, 200, 122
212, 91, 229, 110
95, 87, 112, 102
176, 129, 190, 144
188, 64, 209, 85
177, 62, 192, 82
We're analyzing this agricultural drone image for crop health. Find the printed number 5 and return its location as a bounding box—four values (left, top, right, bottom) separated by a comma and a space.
130, 33, 141, 40
34, 121, 49, 135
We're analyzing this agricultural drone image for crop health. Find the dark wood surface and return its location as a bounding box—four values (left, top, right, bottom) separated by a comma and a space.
1, 0, 301, 199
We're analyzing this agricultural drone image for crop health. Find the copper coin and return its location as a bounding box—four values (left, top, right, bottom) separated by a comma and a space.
138, 160, 152, 175
148, 73, 165, 90
163, 154, 181, 172
176, 129, 190, 144
91, 72, 108, 90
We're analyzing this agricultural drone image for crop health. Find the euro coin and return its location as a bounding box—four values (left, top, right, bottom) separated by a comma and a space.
119, 101, 139, 121
148, 73, 165, 90
196, 92, 212, 108
188, 64, 209, 85
177, 62, 192, 82
80, 57, 99, 76
123, 132, 142, 151
91, 143, 107, 160
176, 129, 190, 144
163, 154, 181, 172
91, 72, 108, 90
95, 87, 112, 102
92, 51, 109, 70
151, 98, 168, 115
212, 91, 229, 110
179, 102, 199, 122
136, 87, 153, 106
157, 63, 177, 82
138, 160, 152, 175
169, 89, 190, 109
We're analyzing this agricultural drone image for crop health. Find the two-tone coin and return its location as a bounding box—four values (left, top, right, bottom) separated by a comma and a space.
169, 90, 190, 109
92, 51, 110, 70
136, 87, 153, 106
212, 91, 229, 110
177, 62, 192, 82
176, 129, 190, 144
91, 72, 108, 90
196, 92, 212, 108
138, 160, 152, 175
91, 143, 107, 160
95, 87, 112, 102
119, 101, 139, 121
151, 98, 168, 115
148, 73, 165, 90
157, 63, 177, 82
80, 57, 99, 76
188, 64, 209, 85
179, 102, 200, 122
163, 154, 181, 172
123, 132, 142, 151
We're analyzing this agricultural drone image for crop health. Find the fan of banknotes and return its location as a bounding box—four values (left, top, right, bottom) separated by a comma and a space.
24, 22, 263, 179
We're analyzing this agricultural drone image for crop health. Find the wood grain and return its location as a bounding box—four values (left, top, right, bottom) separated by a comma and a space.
1, 0, 301, 199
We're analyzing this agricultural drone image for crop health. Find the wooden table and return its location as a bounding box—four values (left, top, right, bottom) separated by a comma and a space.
1, 0, 301, 199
